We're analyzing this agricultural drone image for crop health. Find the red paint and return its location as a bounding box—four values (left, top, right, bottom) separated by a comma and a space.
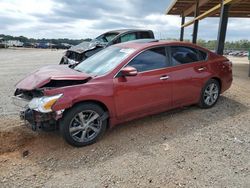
16, 41, 232, 127
16, 65, 91, 90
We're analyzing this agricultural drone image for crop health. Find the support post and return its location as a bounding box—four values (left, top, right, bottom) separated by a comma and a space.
192, 0, 199, 44
216, 2, 230, 55
248, 49, 250, 77
180, 15, 185, 41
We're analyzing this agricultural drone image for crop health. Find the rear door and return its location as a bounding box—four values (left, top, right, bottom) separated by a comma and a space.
113, 46, 172, 120
167, 46, 209, 107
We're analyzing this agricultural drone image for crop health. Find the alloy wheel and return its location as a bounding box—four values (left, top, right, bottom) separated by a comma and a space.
203, 83, 219, 106
69, 110, 102, 143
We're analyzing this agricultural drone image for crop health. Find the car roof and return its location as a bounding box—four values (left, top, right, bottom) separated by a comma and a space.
115, 40, 209, 52
106, 29, 153, 34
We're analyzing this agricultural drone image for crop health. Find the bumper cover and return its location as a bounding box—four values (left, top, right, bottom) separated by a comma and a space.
20, 109, 58, 131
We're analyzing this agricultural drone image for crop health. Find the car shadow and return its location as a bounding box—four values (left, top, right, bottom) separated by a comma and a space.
15, 95, 249, 170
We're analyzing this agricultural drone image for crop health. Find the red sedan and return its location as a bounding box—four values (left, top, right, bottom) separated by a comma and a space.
13, 40, 232, 146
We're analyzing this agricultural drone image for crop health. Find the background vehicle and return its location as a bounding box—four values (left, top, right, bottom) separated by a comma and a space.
13, 40, 232, 147
59, 29, 154, 66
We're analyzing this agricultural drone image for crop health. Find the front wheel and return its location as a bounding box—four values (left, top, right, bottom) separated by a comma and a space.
199, 79, 220, 108
60, 103, 107, 147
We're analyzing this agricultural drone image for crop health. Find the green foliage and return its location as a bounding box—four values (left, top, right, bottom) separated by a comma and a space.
164, 38, 250, 51
197, 39, 250, 51
0, 34, 92, 45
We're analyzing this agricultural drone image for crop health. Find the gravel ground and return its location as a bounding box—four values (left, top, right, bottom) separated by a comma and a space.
0, 49, 249, 187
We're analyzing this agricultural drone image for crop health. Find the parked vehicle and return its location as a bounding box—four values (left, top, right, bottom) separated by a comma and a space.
59, 29, 154, 66
13, 40, 232, 147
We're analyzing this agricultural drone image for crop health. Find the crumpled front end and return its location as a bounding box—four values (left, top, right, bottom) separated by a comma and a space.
13, 65, 93, 131
12, 89, 63, 131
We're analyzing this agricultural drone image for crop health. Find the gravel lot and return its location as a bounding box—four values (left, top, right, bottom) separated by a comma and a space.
0, 48, 249, 187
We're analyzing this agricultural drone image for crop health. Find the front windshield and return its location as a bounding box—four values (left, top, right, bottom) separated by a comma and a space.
74, 47, 136, 76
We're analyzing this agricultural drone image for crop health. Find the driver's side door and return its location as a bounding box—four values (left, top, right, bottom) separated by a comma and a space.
113, 47, 172, 121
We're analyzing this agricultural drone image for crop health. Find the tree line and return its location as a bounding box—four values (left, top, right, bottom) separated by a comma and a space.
0, 34, 91, 45
1, 34, 250, 50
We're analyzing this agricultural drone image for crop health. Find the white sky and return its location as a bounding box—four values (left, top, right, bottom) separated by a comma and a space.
0, 0, 249, 41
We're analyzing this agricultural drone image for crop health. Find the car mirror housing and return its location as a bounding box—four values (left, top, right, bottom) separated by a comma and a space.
121, 66, 138, 77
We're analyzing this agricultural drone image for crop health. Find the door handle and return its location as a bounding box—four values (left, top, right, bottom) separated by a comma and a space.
198, 67, 207, 71
160, 75, 170, 80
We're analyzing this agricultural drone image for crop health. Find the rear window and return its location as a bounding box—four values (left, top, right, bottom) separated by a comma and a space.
137, 31, 152, 39
170, 46, 207, 66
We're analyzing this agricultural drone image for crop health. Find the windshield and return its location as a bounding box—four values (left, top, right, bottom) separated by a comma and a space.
74, 47, 136, 76
95, 32, 119, 43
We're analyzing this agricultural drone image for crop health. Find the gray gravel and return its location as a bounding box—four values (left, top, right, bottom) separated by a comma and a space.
0, 48, 63, 115
0, 49, 249, 188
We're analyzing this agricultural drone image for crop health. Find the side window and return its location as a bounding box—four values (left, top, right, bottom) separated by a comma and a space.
198, 50, 207, 60
137, 32, 152, 39
170, 46, 206, 66
120, 33, 136, 43
127, 47, 167, 72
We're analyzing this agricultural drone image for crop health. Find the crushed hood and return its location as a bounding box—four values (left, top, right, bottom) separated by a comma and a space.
69, 40, 106, 53
16, 65, 91, 90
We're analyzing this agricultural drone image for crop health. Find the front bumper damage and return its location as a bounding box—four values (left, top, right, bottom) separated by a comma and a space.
12, 95, 63, 131
20, 109, 59, 131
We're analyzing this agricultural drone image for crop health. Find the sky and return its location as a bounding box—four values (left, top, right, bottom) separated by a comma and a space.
0, 0, 249, 41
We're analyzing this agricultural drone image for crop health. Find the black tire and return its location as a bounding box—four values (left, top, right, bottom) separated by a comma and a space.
198, 79, 220, 109
60, 103, 107, 147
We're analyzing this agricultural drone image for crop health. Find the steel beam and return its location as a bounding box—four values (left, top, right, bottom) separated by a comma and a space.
216, 3, 230, 55
182, 0, 235, 28
184, 0, 210, 17
180, 15, 185, 41
192, 0, 199, 44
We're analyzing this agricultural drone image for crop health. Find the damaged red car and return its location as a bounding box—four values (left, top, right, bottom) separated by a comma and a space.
13, 40, 232, 147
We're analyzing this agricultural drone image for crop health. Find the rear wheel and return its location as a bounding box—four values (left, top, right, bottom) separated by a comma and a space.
60, 103, 107, 147
199, 79, 220, 108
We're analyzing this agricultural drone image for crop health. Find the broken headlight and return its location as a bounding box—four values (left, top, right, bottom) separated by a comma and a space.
28, 94, 63, 113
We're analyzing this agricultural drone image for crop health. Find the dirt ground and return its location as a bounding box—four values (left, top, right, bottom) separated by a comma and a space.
0, 48, 249, 187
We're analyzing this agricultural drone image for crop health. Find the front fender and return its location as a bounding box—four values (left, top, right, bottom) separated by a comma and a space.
43, 81, 116, 118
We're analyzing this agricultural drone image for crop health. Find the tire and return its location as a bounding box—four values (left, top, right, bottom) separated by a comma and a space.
198, 79, 220, 109
60, 103, 107, 147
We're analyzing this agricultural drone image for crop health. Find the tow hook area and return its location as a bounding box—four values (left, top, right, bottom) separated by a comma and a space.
20, 109, 57, 132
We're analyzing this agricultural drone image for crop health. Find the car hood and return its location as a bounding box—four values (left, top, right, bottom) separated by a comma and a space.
16, 65, 92, 90
69, 40, 106, 53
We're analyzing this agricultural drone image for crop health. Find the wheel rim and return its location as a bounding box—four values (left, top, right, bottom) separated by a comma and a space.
69, 110, 102, 143
203, 83, 219, 106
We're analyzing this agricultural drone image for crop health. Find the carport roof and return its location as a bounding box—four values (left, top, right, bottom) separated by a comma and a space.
166, 0, 250, 17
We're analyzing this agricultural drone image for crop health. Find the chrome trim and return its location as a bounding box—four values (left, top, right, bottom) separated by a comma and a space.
160, 75, 170, 80
113, 44, 210, 78
198, 67, 207, 71
113, 45, 170, 78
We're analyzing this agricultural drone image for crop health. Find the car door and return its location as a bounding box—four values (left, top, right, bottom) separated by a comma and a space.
167, 45, 209, 107
113, 46, 172, 120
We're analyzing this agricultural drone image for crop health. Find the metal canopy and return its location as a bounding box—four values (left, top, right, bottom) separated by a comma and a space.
166, 0, 250, 18
165, 0, 250, 76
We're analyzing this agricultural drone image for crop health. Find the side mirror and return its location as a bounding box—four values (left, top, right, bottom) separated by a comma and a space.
121, 66, 138, 77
